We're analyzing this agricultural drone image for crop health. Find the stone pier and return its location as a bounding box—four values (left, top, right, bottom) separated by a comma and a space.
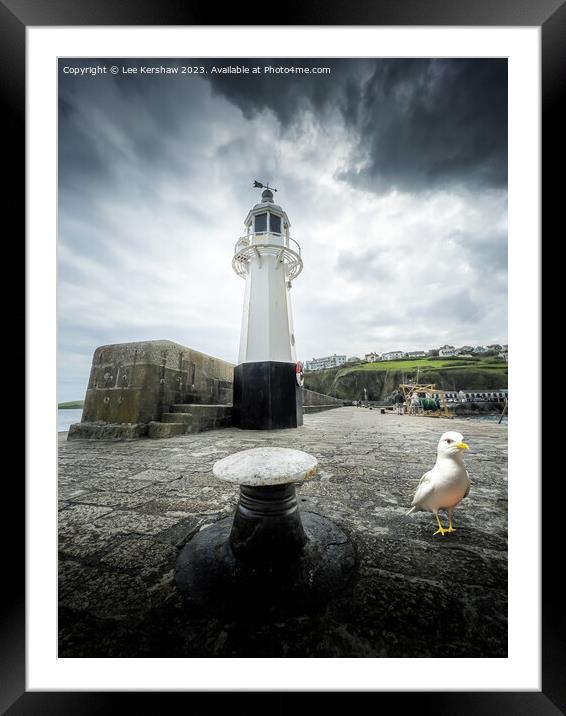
58, 408, 507, 658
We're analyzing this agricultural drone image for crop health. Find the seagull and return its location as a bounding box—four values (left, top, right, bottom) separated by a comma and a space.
407, 431, 470, 536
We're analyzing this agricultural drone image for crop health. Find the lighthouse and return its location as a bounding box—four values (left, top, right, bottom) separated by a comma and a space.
231, 183, 304, 429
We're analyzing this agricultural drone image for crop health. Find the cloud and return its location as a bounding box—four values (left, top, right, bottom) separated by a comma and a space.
410, 289, 486, 324
207, 58, 508, 193
57, 58, 508, 401
449, 228, 508, 275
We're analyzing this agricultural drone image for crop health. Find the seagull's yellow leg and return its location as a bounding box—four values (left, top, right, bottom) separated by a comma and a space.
433, 511, 446, 536
446, 508, 456, 533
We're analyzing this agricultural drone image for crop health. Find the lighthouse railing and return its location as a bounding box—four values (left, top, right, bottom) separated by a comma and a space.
234, 233, 301, 259
233, 234, 303, 280
287, 236, 301, 257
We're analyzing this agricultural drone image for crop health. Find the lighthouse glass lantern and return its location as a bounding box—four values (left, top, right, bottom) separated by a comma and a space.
231, 187, 304, 429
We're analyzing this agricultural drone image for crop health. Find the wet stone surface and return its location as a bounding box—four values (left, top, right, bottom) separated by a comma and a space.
58, 408, 507, 657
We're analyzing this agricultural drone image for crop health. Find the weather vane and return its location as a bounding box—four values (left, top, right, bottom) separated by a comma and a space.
253, 179, 278, 192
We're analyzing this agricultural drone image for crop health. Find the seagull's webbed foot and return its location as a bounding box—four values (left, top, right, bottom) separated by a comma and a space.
446, 510, 456, 533
433, 512, 447, 536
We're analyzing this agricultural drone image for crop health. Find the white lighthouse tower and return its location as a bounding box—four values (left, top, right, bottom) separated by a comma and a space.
231, 183, 304, 429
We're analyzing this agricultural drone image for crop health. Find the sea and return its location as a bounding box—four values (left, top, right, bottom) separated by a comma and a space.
58, 408, 83, 432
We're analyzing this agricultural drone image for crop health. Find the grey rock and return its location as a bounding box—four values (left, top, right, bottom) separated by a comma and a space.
59, 524, 119, 559
127, 469, 182, 483
93, 510, 180, 536
99, 537, 178, 577
69, 491, 155, 508
58, 504, 115, 529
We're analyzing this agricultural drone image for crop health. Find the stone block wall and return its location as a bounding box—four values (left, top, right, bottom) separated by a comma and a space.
68, 340, 234, 440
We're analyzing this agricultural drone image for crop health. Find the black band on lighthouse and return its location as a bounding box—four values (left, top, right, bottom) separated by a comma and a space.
232, 361, 303, 430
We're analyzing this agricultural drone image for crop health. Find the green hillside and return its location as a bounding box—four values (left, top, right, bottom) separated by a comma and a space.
58, 401, 84, 409
304, 357, 507, 402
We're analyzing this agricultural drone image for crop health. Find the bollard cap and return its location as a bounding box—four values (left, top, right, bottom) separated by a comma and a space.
213, 447, 318, 486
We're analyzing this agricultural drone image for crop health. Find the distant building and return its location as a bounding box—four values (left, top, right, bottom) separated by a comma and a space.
487, 344, 503, 351
364, 352, 381, 362
304, 354, 347, 372
497, 351, 508, 362
473, 345, 488, 354
439, 348, 459, 357
433, 389, 508, 403
381, 351, 405, 361
406, 351, 426, 359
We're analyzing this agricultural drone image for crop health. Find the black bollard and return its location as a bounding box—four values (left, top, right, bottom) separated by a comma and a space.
175, 447, 357, 616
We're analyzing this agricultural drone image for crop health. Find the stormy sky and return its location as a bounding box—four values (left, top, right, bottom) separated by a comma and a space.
58, 58, 507, 401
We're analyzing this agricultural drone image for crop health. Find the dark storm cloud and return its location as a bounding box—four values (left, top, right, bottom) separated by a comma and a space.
351, 59, 508, 192
59, 58, 507, 195
58, 58, 287, 213
205, 59, 353, 127
207, 58, 507, 193
58, 93, 109, 191
59, 69, 189, 190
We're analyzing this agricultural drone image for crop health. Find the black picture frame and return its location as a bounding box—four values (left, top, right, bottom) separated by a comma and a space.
8, 0, 557, 711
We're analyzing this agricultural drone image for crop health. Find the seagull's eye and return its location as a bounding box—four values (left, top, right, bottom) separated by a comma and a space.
446, 439, 452, 443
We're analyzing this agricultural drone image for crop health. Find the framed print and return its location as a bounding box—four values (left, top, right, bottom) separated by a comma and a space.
7, 0, 558, 710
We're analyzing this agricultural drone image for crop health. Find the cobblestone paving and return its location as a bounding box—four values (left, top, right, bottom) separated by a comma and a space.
58, 408, 507, 657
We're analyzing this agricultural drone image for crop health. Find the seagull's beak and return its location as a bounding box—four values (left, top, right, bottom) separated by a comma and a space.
456, 441, 469, 450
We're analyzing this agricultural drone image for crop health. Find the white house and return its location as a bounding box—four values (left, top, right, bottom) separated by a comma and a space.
304, 354, 347, 372
364, 352, 381, 362
406, 351, 426, 359
381, 351, 405, 361
473, 345, 488, 354
439, 348, 459, 357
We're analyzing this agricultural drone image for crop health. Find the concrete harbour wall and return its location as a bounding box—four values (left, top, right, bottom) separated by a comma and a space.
68, 340, 233, 440
302, 388, 344, 413
68, 341, 343, 439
